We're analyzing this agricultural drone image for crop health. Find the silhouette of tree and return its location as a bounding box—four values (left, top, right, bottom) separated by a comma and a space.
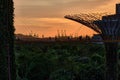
0, 0, 16, 80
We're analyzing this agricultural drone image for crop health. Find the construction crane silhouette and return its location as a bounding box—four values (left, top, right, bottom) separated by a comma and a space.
16, 18, 33, 34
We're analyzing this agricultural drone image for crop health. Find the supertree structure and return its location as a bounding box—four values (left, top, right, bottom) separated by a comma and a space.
65, 4, 120, 80
65, 13, 110, 34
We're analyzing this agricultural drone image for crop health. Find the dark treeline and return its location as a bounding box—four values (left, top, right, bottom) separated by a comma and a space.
15, 42, 120, 80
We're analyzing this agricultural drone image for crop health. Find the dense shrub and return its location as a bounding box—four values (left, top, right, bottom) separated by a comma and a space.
15, 42, 108, 80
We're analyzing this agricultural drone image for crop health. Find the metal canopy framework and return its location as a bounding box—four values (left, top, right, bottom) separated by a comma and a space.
65, 13, 120, 41
64, 13, 110, 34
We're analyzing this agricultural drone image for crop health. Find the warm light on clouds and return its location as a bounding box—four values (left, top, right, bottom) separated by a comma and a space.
14, 0, 119, 37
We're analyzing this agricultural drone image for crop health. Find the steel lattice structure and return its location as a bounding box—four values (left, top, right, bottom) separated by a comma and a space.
65, 13, 111, 34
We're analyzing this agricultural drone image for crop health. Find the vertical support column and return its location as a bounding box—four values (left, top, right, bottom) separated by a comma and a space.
116, 4, 120, 14
104, 42, 118, 80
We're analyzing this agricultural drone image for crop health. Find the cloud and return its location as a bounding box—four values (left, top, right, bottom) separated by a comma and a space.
15, 0, 113, 6
14, 0, 114, 18
14, 0, 114, 7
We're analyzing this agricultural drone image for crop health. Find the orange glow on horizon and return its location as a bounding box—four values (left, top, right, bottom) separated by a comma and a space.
15, 17, 97, 37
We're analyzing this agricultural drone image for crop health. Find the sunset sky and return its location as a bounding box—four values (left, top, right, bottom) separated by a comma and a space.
14, 0, 119, 37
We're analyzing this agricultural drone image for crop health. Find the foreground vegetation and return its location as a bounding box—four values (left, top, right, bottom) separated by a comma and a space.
15, 41, 120, 80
